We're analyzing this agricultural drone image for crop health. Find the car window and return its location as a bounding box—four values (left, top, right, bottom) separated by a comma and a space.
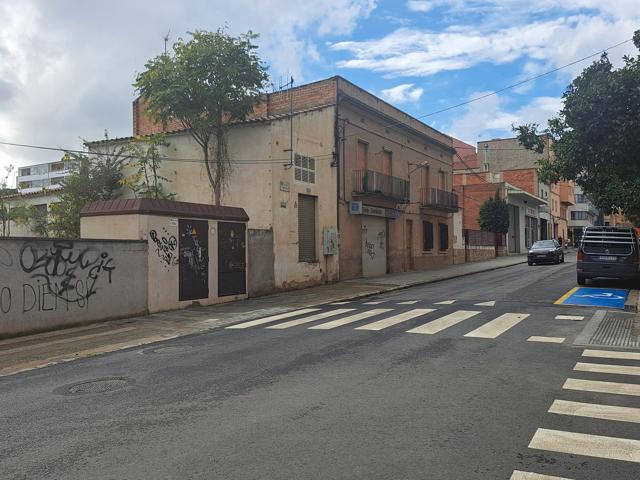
532, 240, 555, 248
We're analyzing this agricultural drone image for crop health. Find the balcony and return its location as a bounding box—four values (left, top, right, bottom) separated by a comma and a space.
352, 170, 409, 203
421, 188, 459, 212
559, 183, 575, 206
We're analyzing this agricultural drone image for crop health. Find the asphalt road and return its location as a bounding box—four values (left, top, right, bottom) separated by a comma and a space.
2, 253, 640, 479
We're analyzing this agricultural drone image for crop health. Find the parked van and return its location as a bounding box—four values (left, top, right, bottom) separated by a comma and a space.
577, 226, 640, 285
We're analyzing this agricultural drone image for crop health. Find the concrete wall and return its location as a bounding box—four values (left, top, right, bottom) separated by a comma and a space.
0, 238, 147, 337
248, 228, 275, 296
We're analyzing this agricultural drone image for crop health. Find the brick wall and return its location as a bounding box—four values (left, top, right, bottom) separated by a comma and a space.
133, 78, 338, 136
456, 182, 504, 230
501, 169, 537, 195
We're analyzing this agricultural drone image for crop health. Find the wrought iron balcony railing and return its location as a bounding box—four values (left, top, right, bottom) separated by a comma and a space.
421, 188, 459, 212
352, 169, 409, 203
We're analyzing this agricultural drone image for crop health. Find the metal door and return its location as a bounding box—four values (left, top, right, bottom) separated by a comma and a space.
362, 216, 386, 277
178, 219, 209, 301
218, 222, 247, 297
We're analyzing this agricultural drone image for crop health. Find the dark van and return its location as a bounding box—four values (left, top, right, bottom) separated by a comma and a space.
577, 226, 640, 285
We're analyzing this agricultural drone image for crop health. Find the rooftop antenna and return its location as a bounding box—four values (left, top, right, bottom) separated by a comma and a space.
163, 30, 171, 55
279, 74, 295, 168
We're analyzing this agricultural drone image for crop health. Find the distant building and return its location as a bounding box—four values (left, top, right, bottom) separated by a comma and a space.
17, 160, 70, 193
567, 185, 598, 245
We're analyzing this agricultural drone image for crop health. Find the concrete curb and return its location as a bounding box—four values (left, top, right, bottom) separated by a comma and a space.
624, 289, 640, 312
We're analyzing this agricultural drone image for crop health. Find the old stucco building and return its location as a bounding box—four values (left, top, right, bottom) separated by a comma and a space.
89, 76, 458, 294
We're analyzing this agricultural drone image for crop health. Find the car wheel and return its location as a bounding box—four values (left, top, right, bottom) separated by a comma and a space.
561, 254, 565, 263
528, 261, 533, 266
554, 256, 560, 264
577, 274, 586, 286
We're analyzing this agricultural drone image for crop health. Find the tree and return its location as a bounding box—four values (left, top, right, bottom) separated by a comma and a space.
515, 30, 640, 222
134, 29, 269, 205
122, 134, 175, 199
478, 191, 509, 253
49, 136, 128, 238
0, 165, 19, 237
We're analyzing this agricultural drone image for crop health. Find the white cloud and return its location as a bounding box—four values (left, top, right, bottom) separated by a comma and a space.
406, 1, 434, 12
0, 0, 377, 179
380, 83, 424, 103
447, 92, 562, 144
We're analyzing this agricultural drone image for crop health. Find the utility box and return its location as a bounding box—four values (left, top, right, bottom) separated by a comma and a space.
323, 228, 339, 255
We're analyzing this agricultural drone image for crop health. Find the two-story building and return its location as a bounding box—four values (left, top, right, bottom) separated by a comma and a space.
87, 76, 458, 295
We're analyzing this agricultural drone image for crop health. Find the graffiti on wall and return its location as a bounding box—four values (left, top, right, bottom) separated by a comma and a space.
0, 240, 115, 315
149, 228, 178, 269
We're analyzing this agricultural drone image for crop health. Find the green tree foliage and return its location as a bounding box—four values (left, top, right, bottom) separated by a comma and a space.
0, 165, 20, 237
478, 192, 510, 234
515, 30, 640, 222
49, 138, 127, 238
122, 134, 175, 199
134, 29, 269, 204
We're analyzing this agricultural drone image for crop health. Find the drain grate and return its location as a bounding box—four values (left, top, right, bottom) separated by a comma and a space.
588, 312, 640, 348
66, 377, 131, 395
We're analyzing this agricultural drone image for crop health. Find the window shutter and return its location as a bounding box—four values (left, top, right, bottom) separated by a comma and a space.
439, 223, 448, 251
423, 221, 433, 251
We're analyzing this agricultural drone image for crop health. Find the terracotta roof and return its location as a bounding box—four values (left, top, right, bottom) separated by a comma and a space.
0, 185, 64, 200
80, 198, 249, 222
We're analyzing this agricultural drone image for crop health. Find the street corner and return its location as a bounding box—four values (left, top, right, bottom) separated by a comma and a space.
554, 286, 629, 309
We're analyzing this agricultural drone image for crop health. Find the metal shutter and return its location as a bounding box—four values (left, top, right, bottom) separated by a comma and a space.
439, 223, 449, 251
298, 194, 316, 262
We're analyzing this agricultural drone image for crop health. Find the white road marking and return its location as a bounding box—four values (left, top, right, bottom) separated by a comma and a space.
225, 308, 320, 329
555, 315, 584, 321
0, 327, 138, 356
510, 471, 573, 480
549, 399, 640, 424
355, 309, 435, 331
563, 378, 640, 397
434, 300, 455, 305
363, 301, 384, 305
330, 302, 351, 305
407, 310, 480, 335
464, 313, 530, 339
574, 362, 640, 377
528, 428, 640, 463
309, 309, 393, 330
582, 349, 640, 361
527, 336, 565, 344
475, 301, 496, 307
267, 309, 355, 329
397, 300, 419, 305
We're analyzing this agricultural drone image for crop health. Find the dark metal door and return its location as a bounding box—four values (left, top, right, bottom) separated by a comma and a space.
178, 219, 209, 301
218, 222, 246, 296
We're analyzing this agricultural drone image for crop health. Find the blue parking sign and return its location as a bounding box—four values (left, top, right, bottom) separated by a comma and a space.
557, 287, 629, 309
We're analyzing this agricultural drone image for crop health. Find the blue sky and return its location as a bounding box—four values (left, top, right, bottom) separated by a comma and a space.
0, 0, 638, 177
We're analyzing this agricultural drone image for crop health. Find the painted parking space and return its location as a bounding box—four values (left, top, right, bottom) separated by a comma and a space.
555, 287, 629, 309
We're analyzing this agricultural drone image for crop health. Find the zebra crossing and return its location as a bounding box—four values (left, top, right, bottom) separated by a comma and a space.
511, 348, 640, 478
225, 299, 542, 340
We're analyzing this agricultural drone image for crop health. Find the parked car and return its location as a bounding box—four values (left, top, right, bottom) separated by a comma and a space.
528, 240, 564, 265
577, 226, 640, 285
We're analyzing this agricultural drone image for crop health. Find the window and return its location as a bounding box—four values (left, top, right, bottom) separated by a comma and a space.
294, 153, 315, 184
382, 149, 392, 176
50, 162, 65, 172
423, 221, 434, 251
422, 166, 430, 191
439, 223, 448, 251
438, 171, 446, 190
575, 194, 586, 203
357, 141, 368, 171
19, 168, 31, 176
571, 211, 589, 220
298, 194, 317, 262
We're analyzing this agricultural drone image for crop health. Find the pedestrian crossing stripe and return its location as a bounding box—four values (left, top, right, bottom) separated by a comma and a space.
475, 301, 496, 307
355, 309, 435, 331
555, 315, 584, 321
549, 399, 640, 424
226, 308, 320, 329
407, 310, 480, 335
464, 313, 530, 339
309, 309, 393, 330
574, 362, 640, 377
528, 428, 640, 463
266, 308, 354, 329
434, 300, 455, 305
397, 300, 418, 305
527, 336, 565, 344
363, 301, 384, 305
510, 471, 573, 480
330, 301, 351, 305
582, 349, 640, 361
563, 378, 640, 397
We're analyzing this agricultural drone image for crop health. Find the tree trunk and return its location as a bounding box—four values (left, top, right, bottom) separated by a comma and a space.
201, 141, 217, 205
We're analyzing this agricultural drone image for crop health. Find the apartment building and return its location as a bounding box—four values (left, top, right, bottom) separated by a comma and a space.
16, 160, 69, 193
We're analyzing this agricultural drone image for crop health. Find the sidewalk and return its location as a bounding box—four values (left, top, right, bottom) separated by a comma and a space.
0, 254, 526, 378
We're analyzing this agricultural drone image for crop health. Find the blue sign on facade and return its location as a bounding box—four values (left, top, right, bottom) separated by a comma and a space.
558, 287, 629, 309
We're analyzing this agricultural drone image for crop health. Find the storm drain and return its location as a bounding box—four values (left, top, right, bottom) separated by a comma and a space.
64, 377, 132, 395
587, 312, 640, 349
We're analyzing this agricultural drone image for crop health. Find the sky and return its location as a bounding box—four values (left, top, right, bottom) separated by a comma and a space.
1, 0, 638, 185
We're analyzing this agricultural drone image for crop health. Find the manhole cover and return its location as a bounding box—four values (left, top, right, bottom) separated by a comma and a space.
144, 345, 193, 354
66, 377, 131, 395
588, 312, 640, 348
